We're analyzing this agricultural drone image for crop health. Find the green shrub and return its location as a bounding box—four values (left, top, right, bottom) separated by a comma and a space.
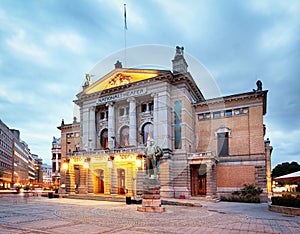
271, 196, 300, 208
221, 184, 263, 203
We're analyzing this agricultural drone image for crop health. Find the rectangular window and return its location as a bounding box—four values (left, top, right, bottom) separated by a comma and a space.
149, 102, 154, 111
225, 110, 232, 117
217, 132, 229, 156
174, 100, 182, 149
119, 108, 125, 116
141, 104, 147, 112
100, 112, 105, 119
213, 112, 221, 118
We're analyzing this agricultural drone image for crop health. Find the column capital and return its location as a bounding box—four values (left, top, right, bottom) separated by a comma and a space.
151, 93, 158, 98
89, 106, 96, 111
106, 102, 114, 107
127, 97, 136, 102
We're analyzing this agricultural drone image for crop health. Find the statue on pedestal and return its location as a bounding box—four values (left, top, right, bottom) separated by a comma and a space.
144, 139, 163, 178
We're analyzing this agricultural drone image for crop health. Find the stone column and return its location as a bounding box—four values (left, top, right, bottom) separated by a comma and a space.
88, 167, 93, 194
206, 161, 216, 198
128, 97, 137, 146
107, 102, 115, 149
55, 154, 58, 172
89, 106, 96, 151
78, 166, 88, 194
110, 162, 117, 195
66, 164, 75, 194
82, 107, 89, 150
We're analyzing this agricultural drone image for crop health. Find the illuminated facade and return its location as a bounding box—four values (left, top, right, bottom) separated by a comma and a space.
0, 120, 14, 189
60, 47, 272, 201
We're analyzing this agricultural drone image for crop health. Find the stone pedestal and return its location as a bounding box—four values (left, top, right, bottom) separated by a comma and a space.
137, 178, 165, 213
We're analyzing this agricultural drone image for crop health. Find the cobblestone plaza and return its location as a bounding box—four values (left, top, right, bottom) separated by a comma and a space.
0, 194, 299, 233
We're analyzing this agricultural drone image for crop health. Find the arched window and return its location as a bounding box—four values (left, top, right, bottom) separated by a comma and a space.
120, 126, 129, 147
100, 129, 108, 149
142, 123, 153, 145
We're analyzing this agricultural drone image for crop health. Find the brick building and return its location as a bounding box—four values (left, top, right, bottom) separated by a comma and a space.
58, 46, 272, 201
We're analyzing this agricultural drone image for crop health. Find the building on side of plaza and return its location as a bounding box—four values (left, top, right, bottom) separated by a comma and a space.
1, 118, 43, 189
42, 164, 52, 184
59, 47, 273, 201
51, 136, 61, 185
32, 154, 43, 184
0, 119, 14, 189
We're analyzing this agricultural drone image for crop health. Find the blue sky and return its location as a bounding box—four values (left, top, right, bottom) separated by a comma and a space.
0, 0, 299, 168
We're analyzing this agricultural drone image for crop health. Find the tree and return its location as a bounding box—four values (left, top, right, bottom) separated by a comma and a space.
0, 170, 3, 178
272, 161, 300, 178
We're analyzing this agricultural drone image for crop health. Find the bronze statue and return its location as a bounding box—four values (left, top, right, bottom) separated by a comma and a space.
144, 139, 163, 178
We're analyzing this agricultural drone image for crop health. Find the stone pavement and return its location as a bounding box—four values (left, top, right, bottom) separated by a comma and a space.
0, 194, 299, 234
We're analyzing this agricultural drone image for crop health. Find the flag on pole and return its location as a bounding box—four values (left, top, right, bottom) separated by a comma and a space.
124, 4, 127, 30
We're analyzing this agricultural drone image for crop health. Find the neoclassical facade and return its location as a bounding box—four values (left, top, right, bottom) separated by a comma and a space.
59, 47, 272, 201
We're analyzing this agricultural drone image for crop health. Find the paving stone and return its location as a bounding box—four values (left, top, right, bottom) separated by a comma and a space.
0, 194, 299, 233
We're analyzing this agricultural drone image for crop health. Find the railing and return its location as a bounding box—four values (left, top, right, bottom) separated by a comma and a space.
69, 146, 145, 157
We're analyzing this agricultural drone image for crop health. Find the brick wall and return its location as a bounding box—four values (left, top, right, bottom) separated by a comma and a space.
216, 165, 255, 187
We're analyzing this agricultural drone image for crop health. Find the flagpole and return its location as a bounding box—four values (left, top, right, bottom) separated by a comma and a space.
124, 4, 127, 68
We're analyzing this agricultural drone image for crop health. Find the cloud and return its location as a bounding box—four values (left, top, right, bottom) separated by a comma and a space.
5, 29, 49, 65
45, 32, 86, 54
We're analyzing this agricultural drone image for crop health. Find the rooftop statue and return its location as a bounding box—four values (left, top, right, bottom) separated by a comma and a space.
144, 139, 163, 178
84, 73, 92, 87
175, 46, 184, 56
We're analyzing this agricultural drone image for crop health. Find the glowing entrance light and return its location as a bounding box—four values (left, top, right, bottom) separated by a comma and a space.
62, 162, 69, 171
84, 161, 89, 169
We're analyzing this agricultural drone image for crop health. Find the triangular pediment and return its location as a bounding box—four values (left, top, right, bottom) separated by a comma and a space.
84, 69, 160, 95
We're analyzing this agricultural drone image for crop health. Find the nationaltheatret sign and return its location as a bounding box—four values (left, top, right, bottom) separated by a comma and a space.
96, 88, 147, 104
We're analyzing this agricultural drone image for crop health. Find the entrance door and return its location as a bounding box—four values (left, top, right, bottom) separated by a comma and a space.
118, 169, 126, 194
95, 169, 104, 193
190, 164, 206, 196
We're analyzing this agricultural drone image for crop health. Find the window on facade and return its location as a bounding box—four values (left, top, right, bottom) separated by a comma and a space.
141, 103, 147, 112
119, 108, 125, 116
120, 126, 129, 147
100, 129, 108, 149
100, 112, 105, 119
213, 112, 221, 118
142, 123, 153, 145
149, 102, 154, 111
217, 132, 229, 156
225, 110, 232, 117
174, 100, 182, 149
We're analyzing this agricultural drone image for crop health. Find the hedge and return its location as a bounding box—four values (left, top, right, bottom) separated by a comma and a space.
271, 196, 300, 208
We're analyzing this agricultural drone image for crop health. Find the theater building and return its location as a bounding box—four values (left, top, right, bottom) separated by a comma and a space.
59, 47, 272, 201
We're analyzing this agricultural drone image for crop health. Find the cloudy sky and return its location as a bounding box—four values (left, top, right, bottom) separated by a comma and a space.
0, 0, 299, 168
